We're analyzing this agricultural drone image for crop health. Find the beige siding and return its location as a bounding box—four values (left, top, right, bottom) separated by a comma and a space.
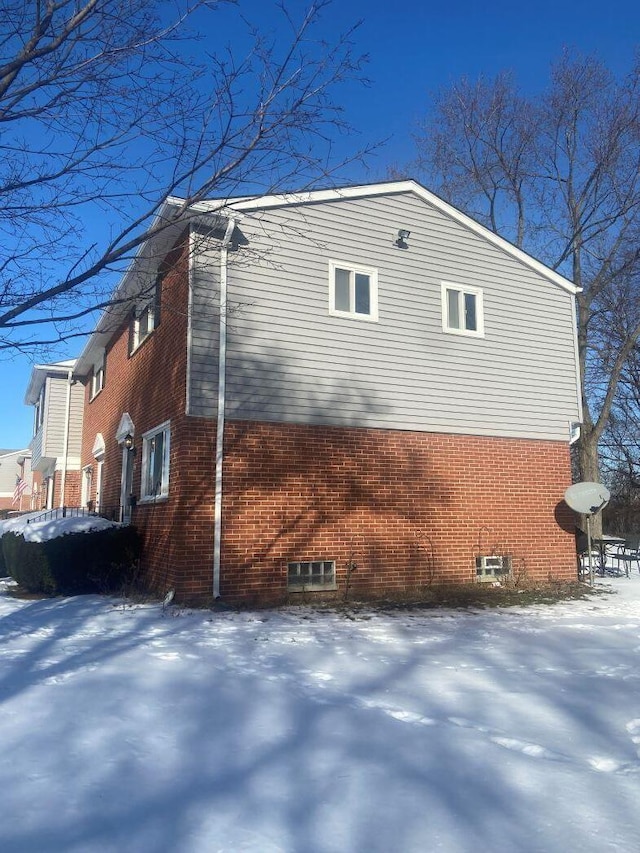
190, 192, 581, 441
67, 382, 85, 459
42, 376, 69, 457
30, 429, 43, 468
0, 453, 19, 496
41, 376, 84, 462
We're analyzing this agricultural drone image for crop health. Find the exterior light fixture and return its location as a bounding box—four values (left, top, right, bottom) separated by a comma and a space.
395, 228, 411, 248
124, 434, 134, 451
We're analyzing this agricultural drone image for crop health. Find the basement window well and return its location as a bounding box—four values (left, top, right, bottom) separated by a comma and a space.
287, 560, 337, 592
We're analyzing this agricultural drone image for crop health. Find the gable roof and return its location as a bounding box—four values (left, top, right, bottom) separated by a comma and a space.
0, 447, 30, 457
76, 179, 578, 374
177, 179, 579, 296
24, 359, 77, 405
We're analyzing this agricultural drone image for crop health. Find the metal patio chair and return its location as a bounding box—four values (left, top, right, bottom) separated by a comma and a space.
614, 535, 640, 577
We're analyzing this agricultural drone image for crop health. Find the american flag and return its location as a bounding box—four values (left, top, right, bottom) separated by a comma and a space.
12, 476, 28, 506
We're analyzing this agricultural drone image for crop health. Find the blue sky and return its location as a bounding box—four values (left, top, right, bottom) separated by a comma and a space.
2, 0, 639, 449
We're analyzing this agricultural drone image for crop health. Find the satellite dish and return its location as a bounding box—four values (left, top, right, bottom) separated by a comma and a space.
564, 482, 611, 516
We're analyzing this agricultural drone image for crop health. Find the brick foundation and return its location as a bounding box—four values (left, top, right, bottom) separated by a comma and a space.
126, 419, 577, 605
218, 421, 576, 603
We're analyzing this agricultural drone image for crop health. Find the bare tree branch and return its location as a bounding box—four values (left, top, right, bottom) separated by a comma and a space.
409, 50, 640, 493
0, 0, 373, 352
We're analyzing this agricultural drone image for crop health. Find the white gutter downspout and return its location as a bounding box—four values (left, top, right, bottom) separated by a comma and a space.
213, 218, 236, 599
59, 368, 74, 507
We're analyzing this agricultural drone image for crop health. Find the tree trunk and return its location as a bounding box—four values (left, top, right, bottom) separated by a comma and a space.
577, 426, 604, 537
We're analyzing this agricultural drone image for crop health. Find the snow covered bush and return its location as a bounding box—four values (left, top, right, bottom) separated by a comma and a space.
3, 525, 141, 595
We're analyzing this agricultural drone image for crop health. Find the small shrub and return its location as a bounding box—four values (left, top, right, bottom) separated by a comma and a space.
0, 536, 10, 578
3, 525, 141, 595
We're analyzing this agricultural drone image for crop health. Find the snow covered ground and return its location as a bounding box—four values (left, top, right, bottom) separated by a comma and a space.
0, 574, 639, 853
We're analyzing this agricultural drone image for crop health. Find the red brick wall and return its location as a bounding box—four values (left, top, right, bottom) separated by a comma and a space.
53, 469, 82, 508
80, 232, 193, 587
82, 416, 577, 604
5, 470, 81, 511
217, 422, 577, 604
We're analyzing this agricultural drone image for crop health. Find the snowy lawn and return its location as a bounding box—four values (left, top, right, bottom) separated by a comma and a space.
0, 576, 639, 853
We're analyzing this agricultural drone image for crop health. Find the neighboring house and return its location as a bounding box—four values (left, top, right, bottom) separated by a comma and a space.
71, 179, 582, 604
0, 449, 32, 512
24, 360, 84, 510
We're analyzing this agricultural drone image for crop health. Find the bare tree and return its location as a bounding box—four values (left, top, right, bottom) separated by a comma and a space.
0, 0, 369, 353
411, 52, 640, 490
600, 326, 640, 488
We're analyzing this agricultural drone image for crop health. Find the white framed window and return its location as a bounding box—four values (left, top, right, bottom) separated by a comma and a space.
140, 421, 171, 501
475, 555, 511, 582
287, 560, 337, 592
442, 283, 484, 337
329, 261, 378, 321
90, 360, 105, 400
129, 272, 163, 354
33, 387, 45, 436
130, 302, 156, 353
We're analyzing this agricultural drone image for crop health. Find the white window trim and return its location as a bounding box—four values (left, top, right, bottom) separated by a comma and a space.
90, 361, 105, 400
328, 260, 379, 322
130, 301, 157, 354
441, 282, 484, 338
33, 386, 45, 436
139, 420, 171, 503
475, 555, 511, 582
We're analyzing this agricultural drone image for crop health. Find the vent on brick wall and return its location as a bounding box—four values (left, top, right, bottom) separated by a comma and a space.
475, 555, 512, 582
287, 560, 337, 592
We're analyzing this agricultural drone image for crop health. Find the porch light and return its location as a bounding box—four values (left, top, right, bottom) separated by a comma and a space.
124, 434, 134, 451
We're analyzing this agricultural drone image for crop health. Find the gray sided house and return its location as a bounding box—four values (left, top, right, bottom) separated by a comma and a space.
189, 183, 581, 441
76, 180, 582, 603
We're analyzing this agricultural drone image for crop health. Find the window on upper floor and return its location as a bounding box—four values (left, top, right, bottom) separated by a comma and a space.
129, 271, 163, 354
140, 421, 170, 501
33, 387, 45, 436
90, 358, 105, 400
441, 283, 484, 337
329, 261, 378, 321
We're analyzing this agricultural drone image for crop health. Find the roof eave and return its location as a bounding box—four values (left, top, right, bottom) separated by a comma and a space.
75, 202, 230, 376
193, 179, 578, 295
24, 360, 77, 405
